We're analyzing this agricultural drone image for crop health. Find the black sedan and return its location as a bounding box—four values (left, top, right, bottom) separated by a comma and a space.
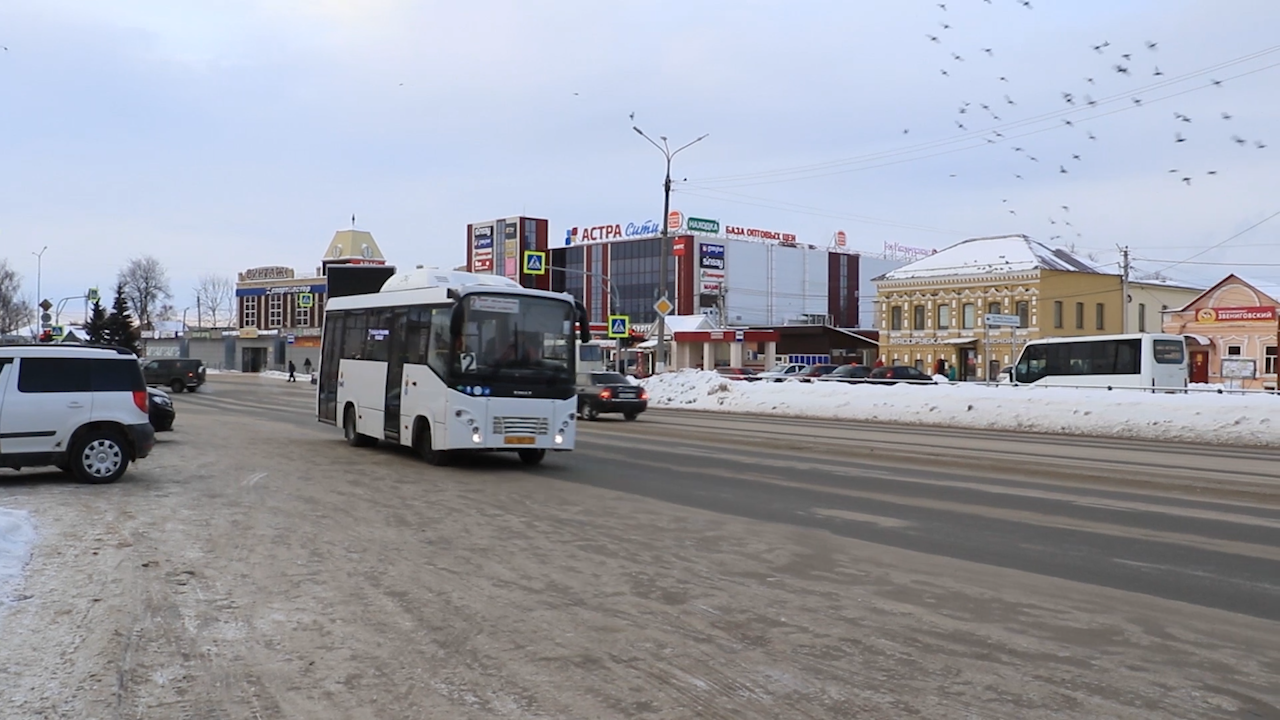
577, 371, 648, 421
148, 387, 175, 432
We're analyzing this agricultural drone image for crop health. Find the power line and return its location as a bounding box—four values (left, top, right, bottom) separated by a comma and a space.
1147, 210, 1280, 274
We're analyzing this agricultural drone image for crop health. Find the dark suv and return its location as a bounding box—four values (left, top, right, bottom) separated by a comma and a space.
576, 371, 648, 421
140, 357, 206, 393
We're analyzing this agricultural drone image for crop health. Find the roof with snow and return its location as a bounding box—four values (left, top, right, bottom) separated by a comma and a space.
874, 234, 1099, 282
650, 314, 714, 338
1173, 274, 1280, 312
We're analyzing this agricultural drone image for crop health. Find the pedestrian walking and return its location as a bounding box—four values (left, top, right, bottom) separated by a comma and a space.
287, 360, 297, 383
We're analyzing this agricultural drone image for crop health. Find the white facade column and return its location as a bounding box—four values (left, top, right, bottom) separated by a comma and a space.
703, 342, 714, 370
765, 340, 778, 366
730, 342, 745, 368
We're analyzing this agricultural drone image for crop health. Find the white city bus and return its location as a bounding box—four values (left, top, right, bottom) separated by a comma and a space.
1012, 333, 1188, 391
317, 268, 589, 466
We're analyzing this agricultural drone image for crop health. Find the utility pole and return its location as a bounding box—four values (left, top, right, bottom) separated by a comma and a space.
1119, 245, 1131, 334
633, 126, 708, 372
32, 246, 47, 330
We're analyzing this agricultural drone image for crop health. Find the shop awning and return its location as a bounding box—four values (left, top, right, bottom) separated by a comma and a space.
1184, 333, 1212, 346
944, 337, 979, 345
637, 339, 658, 349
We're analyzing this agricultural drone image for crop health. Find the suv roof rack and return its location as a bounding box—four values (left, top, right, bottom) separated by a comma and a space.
0, 342, 136, 355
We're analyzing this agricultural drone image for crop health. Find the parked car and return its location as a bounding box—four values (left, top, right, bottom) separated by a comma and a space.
869, 365, 936, 384
148, 387, 175, 432
140, 357, 206, 393
797, 364, 841, 381
715, 367, 760, 381
0, 343, 155, 483
757, 363, 811, 381
817, 364, 873, 382
576, 371, 648, 421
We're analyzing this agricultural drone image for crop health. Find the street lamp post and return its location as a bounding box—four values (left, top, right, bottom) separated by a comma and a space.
32, 246, 47, 331
633, 126, 708, 373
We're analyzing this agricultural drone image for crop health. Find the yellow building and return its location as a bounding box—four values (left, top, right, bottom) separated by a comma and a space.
873, 235, 1202, 381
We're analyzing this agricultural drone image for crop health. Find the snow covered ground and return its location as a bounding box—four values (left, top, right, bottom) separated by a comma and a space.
0, 508, 37, 608
642, 370, 1280, 446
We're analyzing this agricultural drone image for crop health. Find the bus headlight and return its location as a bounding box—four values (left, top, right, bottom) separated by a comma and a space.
554, 433, 564, 445
471, 430, 483, 444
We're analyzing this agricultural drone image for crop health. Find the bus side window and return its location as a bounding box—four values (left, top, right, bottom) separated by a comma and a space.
426, 307, 452, 378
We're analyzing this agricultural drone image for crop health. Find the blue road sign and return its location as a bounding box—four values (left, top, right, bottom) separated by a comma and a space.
608, 315, 629, 338
523, 250, 547, 275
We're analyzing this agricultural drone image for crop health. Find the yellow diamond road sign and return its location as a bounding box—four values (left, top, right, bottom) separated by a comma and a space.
653, 296, 673, 316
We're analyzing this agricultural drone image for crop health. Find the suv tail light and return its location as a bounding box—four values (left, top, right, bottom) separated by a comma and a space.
133, 390, 149, 414
600, 388, 613, 400
639, 389, 649, 401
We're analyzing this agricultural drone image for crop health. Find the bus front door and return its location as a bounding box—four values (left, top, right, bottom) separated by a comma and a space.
385, 309, 408, 440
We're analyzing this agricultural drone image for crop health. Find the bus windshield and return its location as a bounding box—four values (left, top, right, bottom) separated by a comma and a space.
457, 294, 576, 384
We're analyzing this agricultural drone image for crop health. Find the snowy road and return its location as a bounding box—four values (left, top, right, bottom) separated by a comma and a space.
1, 374, 1278, 718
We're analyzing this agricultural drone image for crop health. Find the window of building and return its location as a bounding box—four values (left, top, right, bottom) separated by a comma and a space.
962, 303, 976, 329
1226, 345, 1242, 356
243, 296, 259, 328
1095, 303, 1105, 331
1138, 303, 1146, 332
268, 294, 284, 328
912, 305, 926, 330
988, 301, 1002, 316
1016, 301, 1030, 328
296, 302, 310, 328
890, 306, 903, 330
1075, 302, 1084, 329
937, 305, 951, 330
1266, 346, 1277, 375
1053, 301, 1063, 329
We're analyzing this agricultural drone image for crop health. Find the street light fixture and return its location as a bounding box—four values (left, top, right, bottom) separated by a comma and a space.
632, 126, 708, 372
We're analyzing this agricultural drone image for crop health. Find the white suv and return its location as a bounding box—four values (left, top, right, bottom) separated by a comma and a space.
0, 344, 156, 483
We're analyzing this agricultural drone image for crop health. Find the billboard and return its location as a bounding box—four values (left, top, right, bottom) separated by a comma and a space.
699, 242, 726, 294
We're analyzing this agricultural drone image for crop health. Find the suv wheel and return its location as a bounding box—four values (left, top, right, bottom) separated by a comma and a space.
582, 403, 599, 421
71, 430, 130, 484
170, 379, 185, 394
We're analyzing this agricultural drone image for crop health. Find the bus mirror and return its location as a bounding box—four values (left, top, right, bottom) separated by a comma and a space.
574, 300, 591, 343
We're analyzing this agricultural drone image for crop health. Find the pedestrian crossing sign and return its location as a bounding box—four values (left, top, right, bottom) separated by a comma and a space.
608, 315, 629, 338
523, 250, 547, 275
297, 292, 314, 309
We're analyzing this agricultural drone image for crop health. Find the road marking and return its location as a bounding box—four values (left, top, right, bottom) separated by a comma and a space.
807, 508, 913, 528
242, 472, 268, 487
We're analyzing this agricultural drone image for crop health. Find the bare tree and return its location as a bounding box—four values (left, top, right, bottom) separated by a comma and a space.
117, 256, 173, 330
0, 259, 33, 335
193, 273, 234, 327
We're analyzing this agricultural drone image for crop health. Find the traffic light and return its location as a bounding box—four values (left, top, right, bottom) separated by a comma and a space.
38, 330, 54, 343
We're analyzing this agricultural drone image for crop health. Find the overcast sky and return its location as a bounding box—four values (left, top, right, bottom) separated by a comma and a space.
3, 0, 1278, 318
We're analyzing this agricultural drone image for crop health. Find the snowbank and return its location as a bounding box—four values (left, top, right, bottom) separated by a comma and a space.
0, 508, 36, 606
641, 370, 1280, 446
261, 370, 314, 382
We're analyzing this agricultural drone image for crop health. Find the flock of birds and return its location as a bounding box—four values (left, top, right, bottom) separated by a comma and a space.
914, 0, 1268, 245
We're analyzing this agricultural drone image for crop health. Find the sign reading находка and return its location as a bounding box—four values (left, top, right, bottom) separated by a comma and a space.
1195, 306, 1277, 323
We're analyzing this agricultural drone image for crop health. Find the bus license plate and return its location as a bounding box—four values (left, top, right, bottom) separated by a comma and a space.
504, 436, 536, 445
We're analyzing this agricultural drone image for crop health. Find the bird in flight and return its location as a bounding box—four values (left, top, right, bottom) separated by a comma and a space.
1132, 97, 1143, 106
1015, 174, 1024, 179
952, 53, 965, 61
1114, 64, 1130, 75
1072, 154, 1082, 161
1257, 140, 1269, 149
1062, 205, 1071, 212
1182, 177, 1192, 185
1175, 132, 1186, 143
938, 2, 947, 9
1168, 169, 1180, 173
927, 34, 940, 43
1121, 53, 1133, 61
1154, 66, 1164, 76
956, 121, 968, 130
983, 48, 994, 56
1063, 119, 1075, 127
940, 22, 952, 29
1084, 95, 1097, 106
629, 112, 635, 120
993, 131, 1004, 138
1092, 41, 1110, 53
903, 128, 910, 134
1088, 132, 1097, 141
1211, 79, 1223, 86
1028, 155, 1040, 162
1005, 94, 1016, 105
941, 69, 951, 76
1146, 40, 1159, 51
1059, 165, 1068, 174
1175, 112, 1191, 122
1009, 210, 1018, 215
1232, 135, 1247, 145
1207, 170, 1218, 175
999, 76, 1010, 82
1062, 92, 1075, 105
1221, 112, 1233, 120
1013, 146, 1025, 152
1085, 77, 1095, 84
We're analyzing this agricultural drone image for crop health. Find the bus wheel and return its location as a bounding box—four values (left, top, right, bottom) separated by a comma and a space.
344, 407, 375, 447
415, 422, 452, 467
518, 449, 546, 466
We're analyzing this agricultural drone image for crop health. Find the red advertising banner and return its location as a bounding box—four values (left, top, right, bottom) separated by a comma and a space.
1196, 306, 1277, 323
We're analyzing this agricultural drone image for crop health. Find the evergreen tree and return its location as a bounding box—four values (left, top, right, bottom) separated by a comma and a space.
84, 300, 109, 344
105, 283, 142, 355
